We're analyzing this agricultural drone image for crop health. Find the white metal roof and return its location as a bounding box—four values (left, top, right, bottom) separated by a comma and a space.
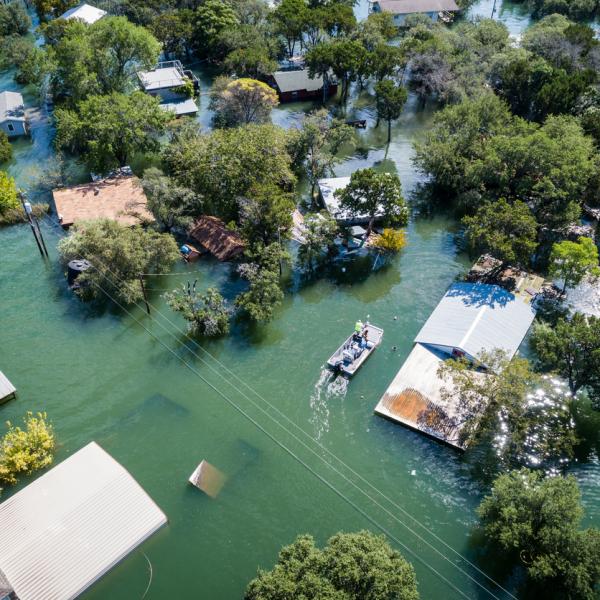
0, 92, 25, 124
375, 0, 460, 14
273, 69, 324, 93
160, 98, 198, 116
138, 67, 185, 91
414, 282, 536, 361
60, 3, 107, 24
0, 442, 167, 600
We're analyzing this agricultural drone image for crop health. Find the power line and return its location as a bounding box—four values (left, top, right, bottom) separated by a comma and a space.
40, 219, 514, 599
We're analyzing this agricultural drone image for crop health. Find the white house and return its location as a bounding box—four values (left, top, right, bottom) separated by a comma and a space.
0, 91, 27, 138
138, 60, 199, 116
59, 3, 107, 24
369, 0, 460, 25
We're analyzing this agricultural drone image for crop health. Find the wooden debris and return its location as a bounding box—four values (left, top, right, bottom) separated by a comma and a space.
188, 460, 226, 498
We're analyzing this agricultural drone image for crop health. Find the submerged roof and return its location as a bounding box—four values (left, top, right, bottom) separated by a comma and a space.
0, 91, 25, 123
375, 343, 487, 449
138, 67, 186, 91
189, 216, 245, 261
161, 98, 198, 116
53, 174, 154, 228
375, 0, 460, 14
0, 442, 167, 600
60, 3, 107, 23
318, 177, 385, 223
273, 69, 324, 93
414, 282, 536, 361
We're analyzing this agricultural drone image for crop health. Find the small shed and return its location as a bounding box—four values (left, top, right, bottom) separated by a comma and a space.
0, 91, 27, 138
0, 442, 167, 600
59, 3, 107, 24
370, 0, 460, 24
188, 216, 245, 261
52, 174, 154, 229
271, 69, 337, 102
318, 177, 385, 226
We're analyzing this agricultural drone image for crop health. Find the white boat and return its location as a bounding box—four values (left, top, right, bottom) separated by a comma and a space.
327, 323, 384, 377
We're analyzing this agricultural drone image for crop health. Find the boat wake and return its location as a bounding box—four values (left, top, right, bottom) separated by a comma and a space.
309, 368, 349, 439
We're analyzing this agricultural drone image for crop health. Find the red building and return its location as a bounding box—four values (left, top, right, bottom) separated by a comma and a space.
271, 69, 338, 102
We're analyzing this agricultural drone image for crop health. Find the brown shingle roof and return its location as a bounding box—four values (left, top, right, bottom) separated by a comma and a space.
53, 175, 154, 229
188, 216, 245, 261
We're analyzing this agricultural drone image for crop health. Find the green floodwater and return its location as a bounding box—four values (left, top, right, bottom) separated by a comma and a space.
1, 2, 600, 599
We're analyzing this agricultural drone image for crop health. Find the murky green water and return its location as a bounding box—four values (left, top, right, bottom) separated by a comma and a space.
1, 3, 599, 599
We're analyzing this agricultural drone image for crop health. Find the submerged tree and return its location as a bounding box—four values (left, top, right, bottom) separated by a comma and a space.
297, 212, 339, 271
57, 219, 180, 305
165, 284, 230, 336
374, 79, 408, 144
370, 228, 407, 254
210, 76, 279, 127
335, 168, 408, 240
462, 199, 538, 268
477, 470, 600, 598
244, 531, 420, 600
0, 171, 18, 216
548, 236, 599, 295
531, 313, 600, 405
0, 412, 55, 495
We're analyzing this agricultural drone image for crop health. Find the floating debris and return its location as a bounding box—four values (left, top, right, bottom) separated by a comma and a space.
189, 460, 226, 498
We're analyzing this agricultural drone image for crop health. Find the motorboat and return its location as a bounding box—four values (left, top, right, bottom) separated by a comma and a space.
327, 323, 384, 377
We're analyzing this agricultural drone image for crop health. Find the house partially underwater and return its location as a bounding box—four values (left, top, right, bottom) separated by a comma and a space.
374, 281, 538, 449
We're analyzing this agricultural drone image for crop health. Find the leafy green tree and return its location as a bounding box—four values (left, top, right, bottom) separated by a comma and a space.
163, 123, 296, 221
368, 44, 405, 83
244, 531, 420, 600
297, 212, 339, 271
440, 352, 577, 468
0, 132, 12, 164
531, 313, 600, 403
371, 228, 407, 254
57, 219, 180, 304
477, 470, 600, 598
224, 46, 277, 79
238, 183, 295, 248
374, 79, 408, 143
150, 10, 194, 58
236, 244, 287, 323
32, 0, 76, 21
291, 109, 354, 198
462, 199, 538, 268
164, 285, 230, 336
55, 91, 169, 174
193, 0, 239, 58
141, 167, 201, 232
0, 171, 19, 215
0, 412, 55, 495
270, 0, 307, 56
322, 2, 356, 38
210, 77, 279, 127
548, 236, 600, 294
0, 1, 31, 36
335, 168, 408, 239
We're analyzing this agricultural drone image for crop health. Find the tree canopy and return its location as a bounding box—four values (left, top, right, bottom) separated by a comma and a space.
548, 236, 599, 294
165, 285, 230, 336
244, 531, 420, 600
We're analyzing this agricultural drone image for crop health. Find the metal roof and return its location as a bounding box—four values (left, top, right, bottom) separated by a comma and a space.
374, 0, 460, 14
414, 282, 536, 361
60, 3, 106, 24
273, 69, 324, 93
138, 67, 185, 91
160, 98, 199, 116
0, 442, 167, 600
0, 92, 25, 124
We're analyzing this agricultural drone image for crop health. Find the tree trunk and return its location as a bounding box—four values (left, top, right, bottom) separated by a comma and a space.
387, 119, 392, 144
360, 217, 375, 247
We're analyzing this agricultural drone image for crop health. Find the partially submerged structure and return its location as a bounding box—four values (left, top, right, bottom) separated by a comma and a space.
271, 69, 337, 102
0, 442, 167, 600
138, 60, 199, 117
0, 91, 27, 138
369, 0, 461, 25
375, 282, 537, 449
0, 371, 16, 405
188, 216, 245, 261
53, 174, 154, 229
59, 3, 106, 24
318, 177, 384, 226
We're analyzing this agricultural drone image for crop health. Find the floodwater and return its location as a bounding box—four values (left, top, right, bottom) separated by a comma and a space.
1, 2, 599, 599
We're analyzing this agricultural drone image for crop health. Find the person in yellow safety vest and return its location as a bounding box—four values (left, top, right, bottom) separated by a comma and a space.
355, 320, 363, 333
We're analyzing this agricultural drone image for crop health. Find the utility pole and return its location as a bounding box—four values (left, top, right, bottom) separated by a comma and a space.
491, 0, 497, 18
19, 192, 48, 259
139, 274, 151, 315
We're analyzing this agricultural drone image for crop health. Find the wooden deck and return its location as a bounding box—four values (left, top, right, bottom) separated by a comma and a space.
0, 371, 16, 404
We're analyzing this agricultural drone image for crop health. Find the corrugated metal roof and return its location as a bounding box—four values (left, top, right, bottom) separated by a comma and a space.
375, 0, 460, 14
161, 98, 199, 116
0, 442, 167, 600
60, 3, 106, 24
414, 282, 536, 361
273, 69, 324, 93
0, 92, 25, 124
